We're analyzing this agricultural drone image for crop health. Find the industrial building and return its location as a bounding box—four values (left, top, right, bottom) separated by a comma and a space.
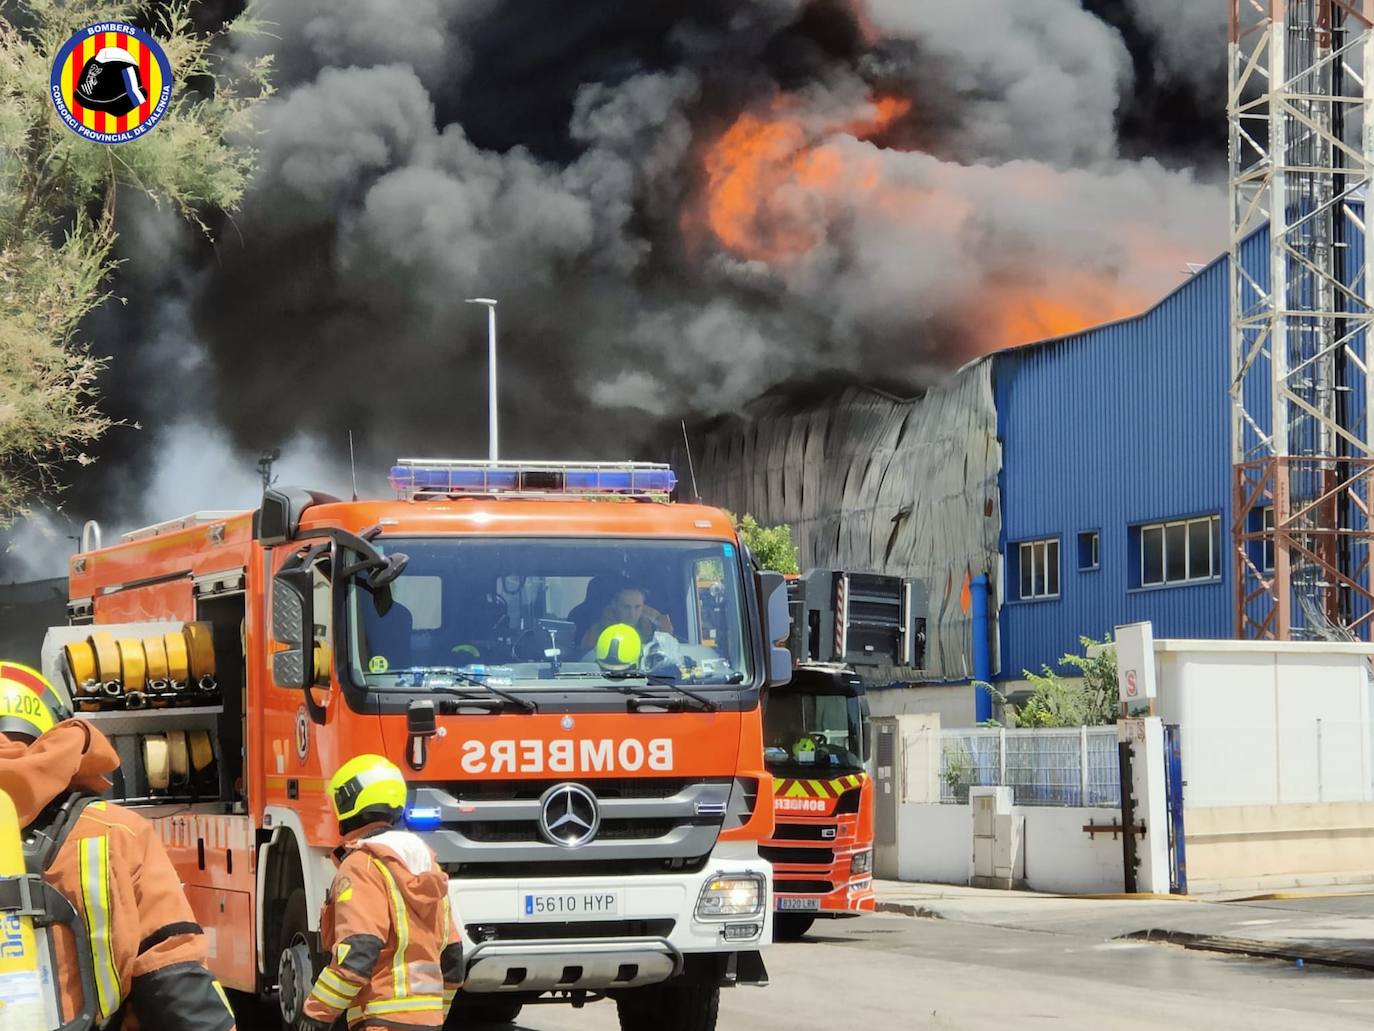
681, 237, 1265, 725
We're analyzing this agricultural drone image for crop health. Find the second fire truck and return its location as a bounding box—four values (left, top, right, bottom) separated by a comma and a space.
762, 569, 925, 939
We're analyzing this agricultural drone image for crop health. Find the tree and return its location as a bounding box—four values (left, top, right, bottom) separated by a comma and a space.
0, 0, 270, 525
731, 512, 799, 574
985, 635, 1118, 728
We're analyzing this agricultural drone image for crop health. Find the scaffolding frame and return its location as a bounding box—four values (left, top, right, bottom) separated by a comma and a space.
1230, 0, 1374, 639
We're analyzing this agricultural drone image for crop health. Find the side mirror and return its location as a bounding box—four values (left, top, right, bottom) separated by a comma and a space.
860, 696, 873, 764
368, 552, 409, 589
260, 487, 339, 546
757, 571, 793, 687
406, 699, 437, 772
272, 567, 327, 724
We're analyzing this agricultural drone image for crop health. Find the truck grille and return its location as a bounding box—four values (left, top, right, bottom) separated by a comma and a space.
465, 919, 675, 942
463, 818, 681, 843
412, 777, 737, 868
760, 845, 835, 866
447, 855, 710, 879
436, 778, 714, 801
771, 824, 838, 842
775, 879, 833, 894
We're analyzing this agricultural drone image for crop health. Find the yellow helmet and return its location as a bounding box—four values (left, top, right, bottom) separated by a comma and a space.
595, 623, 642, 671
329, 754, 407, 823
0, 662, 69, 742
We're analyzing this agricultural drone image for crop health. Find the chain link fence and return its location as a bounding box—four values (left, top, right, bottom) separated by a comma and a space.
939, 726, 1120, 807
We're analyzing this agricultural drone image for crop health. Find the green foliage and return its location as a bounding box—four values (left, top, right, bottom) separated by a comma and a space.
940, 742, 973, 801
728, 511, 799, 574
0, 1, 271, 524
991, 635, 1118, 728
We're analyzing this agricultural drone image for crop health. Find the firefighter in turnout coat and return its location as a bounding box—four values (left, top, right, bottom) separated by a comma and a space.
300, 754, 463, 1031
0, 662, 235, 1031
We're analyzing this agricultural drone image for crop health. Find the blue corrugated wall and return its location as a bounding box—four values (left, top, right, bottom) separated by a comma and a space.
992, 247, 1243, 680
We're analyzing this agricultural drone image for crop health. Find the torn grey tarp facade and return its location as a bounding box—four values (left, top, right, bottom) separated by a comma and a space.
677, 362, 1001, 682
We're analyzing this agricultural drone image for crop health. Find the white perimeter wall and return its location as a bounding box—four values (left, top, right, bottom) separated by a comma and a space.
1154, 640, 1373, 807
895, 802, 1123, 894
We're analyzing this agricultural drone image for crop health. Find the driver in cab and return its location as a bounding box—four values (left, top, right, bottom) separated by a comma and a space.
580, 585, 674, 650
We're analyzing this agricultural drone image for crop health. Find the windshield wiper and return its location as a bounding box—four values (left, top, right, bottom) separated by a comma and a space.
601, 671, 719, 712
388, 667, 537, 713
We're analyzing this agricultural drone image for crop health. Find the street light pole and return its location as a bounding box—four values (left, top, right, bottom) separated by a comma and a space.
465, 298, 499, 462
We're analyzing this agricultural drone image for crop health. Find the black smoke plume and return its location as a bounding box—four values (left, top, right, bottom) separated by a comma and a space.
5, 0, 1229, 576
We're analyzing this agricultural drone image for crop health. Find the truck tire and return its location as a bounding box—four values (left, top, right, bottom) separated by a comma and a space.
616, 983, 719, 1031
276, 888, 318, 1031
446, 997, 524, 1026
773, 913, 816, 941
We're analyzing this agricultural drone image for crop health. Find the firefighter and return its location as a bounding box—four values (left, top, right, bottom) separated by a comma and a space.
301, 754, 462, 1031
791, 735, 818, 765
0, 661, 235, 1031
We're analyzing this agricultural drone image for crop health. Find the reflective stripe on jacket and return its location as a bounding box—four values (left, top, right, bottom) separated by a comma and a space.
305, 829, 462, 1029
0, 721, 236, 1031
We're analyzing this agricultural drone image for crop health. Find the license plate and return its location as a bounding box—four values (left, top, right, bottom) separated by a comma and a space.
521, 891, 622, 921
776, 897, 821, 912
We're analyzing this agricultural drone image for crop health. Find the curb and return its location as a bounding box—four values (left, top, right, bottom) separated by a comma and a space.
1118, 928, 1374, 972
875, 901, 944, 918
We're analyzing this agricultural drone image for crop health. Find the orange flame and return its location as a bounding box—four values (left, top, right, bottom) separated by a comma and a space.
697, 93, 1176, 351
702, 95, 910, 263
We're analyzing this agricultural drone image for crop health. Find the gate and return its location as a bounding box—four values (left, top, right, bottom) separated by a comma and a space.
1164, 723, 1188, 894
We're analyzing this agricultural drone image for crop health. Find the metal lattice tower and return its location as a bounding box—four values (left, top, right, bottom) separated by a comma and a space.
1230, 0, 1374, 640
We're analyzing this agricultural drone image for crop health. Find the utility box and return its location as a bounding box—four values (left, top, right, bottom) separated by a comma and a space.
872, 713, 942, 879
970, 786, 1024, 890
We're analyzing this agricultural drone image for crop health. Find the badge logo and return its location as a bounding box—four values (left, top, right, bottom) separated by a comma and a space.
50, 21, 172, 144
537, 783, 600, 848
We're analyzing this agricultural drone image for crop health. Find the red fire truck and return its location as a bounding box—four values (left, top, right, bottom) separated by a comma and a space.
43, 460, 793, 1029
762, 569, 925, 939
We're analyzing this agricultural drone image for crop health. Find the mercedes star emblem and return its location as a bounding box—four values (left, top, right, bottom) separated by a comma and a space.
538, 782, 600, 848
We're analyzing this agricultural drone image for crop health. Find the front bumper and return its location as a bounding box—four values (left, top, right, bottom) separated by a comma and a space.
453, 855, 772, 993
774, 873, 876, 914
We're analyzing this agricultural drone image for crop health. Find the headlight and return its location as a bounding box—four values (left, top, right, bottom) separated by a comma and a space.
695, 874, 766, 919
850, 849, 873, 876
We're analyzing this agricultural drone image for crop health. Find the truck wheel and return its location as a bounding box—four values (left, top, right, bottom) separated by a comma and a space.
276, 889, 317, 1031
773, 914, 816, 941
616, 983, 719, 1031
445, 997, 524, 1027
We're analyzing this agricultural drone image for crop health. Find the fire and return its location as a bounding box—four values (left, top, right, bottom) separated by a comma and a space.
697, 92, 1173, 352
701, 95, 910, 263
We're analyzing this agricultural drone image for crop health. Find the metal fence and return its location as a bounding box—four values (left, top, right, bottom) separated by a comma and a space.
938, 726, 1120, 807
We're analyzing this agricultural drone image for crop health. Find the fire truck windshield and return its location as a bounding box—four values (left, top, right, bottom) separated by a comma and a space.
763, 691, 865, 774
345, 537, 751, 692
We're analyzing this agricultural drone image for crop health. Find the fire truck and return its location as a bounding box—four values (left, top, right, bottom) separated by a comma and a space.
761, 569, 925, 940
42, 460, 791, 1029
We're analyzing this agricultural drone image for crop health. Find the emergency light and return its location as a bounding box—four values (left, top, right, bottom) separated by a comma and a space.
405, 805, 443, 831
389, 459, 677, 500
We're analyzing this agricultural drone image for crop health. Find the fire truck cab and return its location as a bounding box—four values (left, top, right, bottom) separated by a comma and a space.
44, 459, 792, 1030
761, 569, 926, 939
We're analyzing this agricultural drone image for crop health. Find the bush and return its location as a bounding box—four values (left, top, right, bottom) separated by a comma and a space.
727, 512, 799, 574
988, 635, 1118, 728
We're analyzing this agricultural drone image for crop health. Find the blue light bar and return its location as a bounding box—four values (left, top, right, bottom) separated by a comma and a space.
389, 459, 677, 500
406, 806, 443, 831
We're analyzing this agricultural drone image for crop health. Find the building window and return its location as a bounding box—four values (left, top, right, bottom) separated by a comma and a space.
1077, 530, 1100, 571
1138, 514, 1221, 587
1017, 538, 1060, 599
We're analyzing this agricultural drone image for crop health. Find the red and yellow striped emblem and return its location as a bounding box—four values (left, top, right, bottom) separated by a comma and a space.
50, 22, 173, 144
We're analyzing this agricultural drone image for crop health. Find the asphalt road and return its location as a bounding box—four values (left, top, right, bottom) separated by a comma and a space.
500, 910, 1374, 1030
